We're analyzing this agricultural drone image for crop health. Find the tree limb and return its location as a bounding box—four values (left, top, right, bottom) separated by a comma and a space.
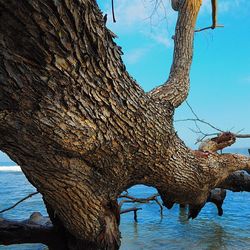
0, 213, 66, 249
195, 25, 224, 32
219, 171, 250, 192
119, 193, 163, 216
207, 188, 226, 216
111, 0, 116, 22
198, 132, 236, 152
195, 0, 224, 32
211, 0, 217, 28
149, 0, 202, 107
175, 101, 250, 144
120, 208, 142, 222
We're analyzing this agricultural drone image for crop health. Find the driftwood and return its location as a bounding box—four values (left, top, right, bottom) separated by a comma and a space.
207, 188, 226, 216
120, 208, 142, 222
0, 212, 66, 250
0, 0, 249, 247
220, 171, 250, 192
1, 176, 250, 247
119, 193, 163, 216
199, 132, 236, 153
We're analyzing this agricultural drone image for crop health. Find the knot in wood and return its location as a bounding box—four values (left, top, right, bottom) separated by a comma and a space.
171, 0, 184, 11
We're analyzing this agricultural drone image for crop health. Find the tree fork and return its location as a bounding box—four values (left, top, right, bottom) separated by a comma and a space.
1, 0, 250, 249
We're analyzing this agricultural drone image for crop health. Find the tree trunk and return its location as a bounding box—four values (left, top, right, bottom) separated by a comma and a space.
0, 0, 250, 249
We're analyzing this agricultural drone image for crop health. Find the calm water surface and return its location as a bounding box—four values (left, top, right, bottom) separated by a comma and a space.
1, 153, 250, 250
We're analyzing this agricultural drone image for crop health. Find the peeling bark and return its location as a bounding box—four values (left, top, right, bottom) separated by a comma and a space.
199, 132, 236, 152
0, 0, 250, 249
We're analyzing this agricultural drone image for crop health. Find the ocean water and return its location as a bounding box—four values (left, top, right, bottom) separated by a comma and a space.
1, 148, 250, 250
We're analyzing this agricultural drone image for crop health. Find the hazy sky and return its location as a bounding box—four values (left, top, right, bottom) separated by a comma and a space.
1, 0, 250, 163
97, 0, 250, 148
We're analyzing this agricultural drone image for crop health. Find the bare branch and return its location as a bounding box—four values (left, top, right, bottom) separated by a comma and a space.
0, 192, 39, 214
195, 0, 224, 32
154, 197, 164, 216
207, 188, 226, 216
212, 0, 217, 28
119, 193, 163, 218
219, 171, 250, 192
148, 1, 202, 108
0, 213, 64, 248
176, 117, 250, 142
111, 0, 116, 22
175, 102, 250, 144
120, 207, 142, 214
119, 193, 159, 202
235, 134, 250, 139
148, 0, 164, 20
186, 101, 199, 119
120, 208, 142, 222
198, 132, 236, 152
175, 118, 224, 133
195, 25, 224, 33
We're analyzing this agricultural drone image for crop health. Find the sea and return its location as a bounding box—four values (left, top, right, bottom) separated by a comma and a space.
1, 148, 250, 250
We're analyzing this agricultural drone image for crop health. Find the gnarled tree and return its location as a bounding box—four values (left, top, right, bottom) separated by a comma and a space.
0, 0, 250, 249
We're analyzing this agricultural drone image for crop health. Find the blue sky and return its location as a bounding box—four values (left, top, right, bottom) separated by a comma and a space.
1, 0, 250, 163
97, 0, 250, 148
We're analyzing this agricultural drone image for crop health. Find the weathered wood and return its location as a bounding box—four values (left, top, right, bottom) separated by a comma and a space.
220, 171, 250, 192
0, 213, 66, 250
207, 188, 226, 216
0, 0, 250, 249
149, 0, 202, 107
199, 132, 236, 152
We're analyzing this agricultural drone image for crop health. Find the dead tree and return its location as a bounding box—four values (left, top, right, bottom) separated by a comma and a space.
0, 0, 250, 249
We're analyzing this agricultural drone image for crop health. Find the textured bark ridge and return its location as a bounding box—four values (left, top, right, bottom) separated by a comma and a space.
149, 0, 202, 107
0, 0, 250, 249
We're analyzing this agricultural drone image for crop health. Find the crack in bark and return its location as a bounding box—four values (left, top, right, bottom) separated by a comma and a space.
0, 0, 250, 249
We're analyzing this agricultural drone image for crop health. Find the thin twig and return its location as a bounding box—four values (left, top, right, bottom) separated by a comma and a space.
0, 192, 39, 214
111, 0, 116, 23
120, 207, 142, 222
119, 193, 163, 217
119, 193, 159, 204
195, 25, 224, 33
235, 134, 250, 139
195, 0, 224, 32
175, 118, 224, 133
177, 118, 250, 140
154, 197, 163, 216
120, 207, 142, 214
177, 101, 250, 143
186, 101, 199, 119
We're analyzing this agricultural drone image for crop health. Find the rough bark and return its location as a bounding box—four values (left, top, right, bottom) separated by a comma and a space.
198, 132, 236, 152
206, 188, 226, 216
220, 171, 250, 192
0, 213, 67, 250
149, 0, 202, 107
0, 0, 249, 249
